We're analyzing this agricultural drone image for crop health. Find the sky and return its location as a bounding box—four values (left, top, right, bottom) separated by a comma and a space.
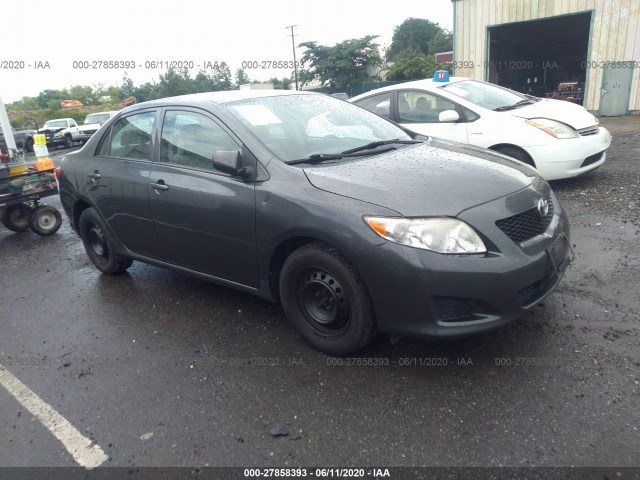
0, 0, 453, 103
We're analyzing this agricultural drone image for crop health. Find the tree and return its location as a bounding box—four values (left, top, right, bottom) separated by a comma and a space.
120, 74, 137, 99
387, 18, 442, 61
234, 68, 250, 88
298, 35, 382, 91
156, 67, 195, 98
428, 30, 453, 55
212, 62, 233, 91
386, 49, 437, 81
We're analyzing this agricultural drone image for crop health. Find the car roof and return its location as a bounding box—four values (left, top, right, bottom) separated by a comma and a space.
121, 90, 317, 113
351, 76, 469, 98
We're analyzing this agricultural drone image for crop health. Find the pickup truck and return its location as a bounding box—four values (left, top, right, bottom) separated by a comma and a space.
0, 126, 36, 153
38, 118, 82, 148
77, 111, 118, 143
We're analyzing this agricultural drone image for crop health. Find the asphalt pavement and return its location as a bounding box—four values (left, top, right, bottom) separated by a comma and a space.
0, 124, 638, 474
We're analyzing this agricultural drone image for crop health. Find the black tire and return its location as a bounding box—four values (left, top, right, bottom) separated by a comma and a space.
29, 205, 62, 236
24, 137, 34, 153
279, 242, 376, 355
494, 145, 536, 168
78, 207, 133, 274
1, 203, 34, 232
64, 135, 73, 149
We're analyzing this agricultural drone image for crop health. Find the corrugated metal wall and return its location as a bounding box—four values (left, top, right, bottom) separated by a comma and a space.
454, 0, 640, 112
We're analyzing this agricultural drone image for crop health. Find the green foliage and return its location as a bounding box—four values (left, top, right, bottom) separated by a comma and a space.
387, 18, 444, 61
386, 48, 453, 82
298, 35, 382, 91
386, 49, 437, 81
234, 68, 250, 88
157, 67, 195, 98
428, 30, 453, 55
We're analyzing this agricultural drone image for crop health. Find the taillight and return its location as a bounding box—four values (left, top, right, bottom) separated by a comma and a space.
55, 167, 61, 179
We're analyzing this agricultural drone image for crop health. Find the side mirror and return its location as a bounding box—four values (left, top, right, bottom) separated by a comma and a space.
213, 150, 246, 176
439, 110, 460, 123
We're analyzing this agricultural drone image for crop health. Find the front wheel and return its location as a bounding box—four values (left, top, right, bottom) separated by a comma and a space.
78, 207, 133, 274
1, 203, 33, 232
494, 145, 536, 168
279, 242, 376, 355
64, 135, 73, 149
29, 205, 62, 236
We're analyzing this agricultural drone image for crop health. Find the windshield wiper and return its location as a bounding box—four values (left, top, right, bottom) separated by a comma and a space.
341, 139, 422, 154
286, 153, 346, 165
494, 99, 535, 112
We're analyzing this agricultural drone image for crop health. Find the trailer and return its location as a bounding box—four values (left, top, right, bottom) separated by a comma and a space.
0, 159, 62, 236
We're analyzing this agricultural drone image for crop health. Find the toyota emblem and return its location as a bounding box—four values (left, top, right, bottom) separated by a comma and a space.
537, 198, 550, 216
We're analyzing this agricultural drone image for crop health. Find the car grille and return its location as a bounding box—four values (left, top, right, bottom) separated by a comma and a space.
433, 296, 476, 322
581, 151, 604, 168
577, 126, 600, 136
496, 196, 555, 244
518, 271, 558, 307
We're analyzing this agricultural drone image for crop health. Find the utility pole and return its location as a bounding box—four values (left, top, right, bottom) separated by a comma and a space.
286, 25, 299, 91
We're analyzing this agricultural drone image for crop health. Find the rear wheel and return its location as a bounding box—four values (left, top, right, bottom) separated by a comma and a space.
1, 203, 33, 232
29, 205, 62, 236
78, 207, 132, 274
279, 242, 376, 355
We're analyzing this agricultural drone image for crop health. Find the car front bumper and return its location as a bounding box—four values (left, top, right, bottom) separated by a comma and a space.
354, 187, 572, 339
525, 127, 612, 180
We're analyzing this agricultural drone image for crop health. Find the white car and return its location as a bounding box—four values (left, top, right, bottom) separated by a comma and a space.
350, 74, 612, 180
78, 111, 118, 143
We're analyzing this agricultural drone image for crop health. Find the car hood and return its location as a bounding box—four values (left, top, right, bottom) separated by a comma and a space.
303, 139, 539, 216
38, 127, 65, 134
509, 98, 598, 129
79, 123, 101, 131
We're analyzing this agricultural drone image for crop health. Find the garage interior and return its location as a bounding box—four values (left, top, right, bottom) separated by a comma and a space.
487, 12, 592, 104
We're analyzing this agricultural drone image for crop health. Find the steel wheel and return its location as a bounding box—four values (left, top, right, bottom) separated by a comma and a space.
1, 203, 33, 232
79, 207, 132, 274
297, 269, 350, 337
29, 205, 62, 236
279, 242, 376, 355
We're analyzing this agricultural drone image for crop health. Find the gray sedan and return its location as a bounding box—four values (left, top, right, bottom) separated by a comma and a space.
58, 90, 572, 355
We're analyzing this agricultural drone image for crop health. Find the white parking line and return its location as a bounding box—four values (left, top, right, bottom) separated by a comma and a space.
0, 365, 108, 468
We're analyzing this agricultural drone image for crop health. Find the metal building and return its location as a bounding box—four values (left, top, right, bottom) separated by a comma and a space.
452, 0, 640, 115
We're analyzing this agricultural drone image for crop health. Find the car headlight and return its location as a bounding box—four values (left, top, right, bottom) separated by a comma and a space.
526, 118, 578, 139
364, 216, 487, 254
54, 132, 64, 138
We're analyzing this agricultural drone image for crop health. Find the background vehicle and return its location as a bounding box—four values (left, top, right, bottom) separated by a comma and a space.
59, 91, 572, 355
0, 126, 35, 153
38, 118, 81, 148
77, 111, 118, 143
350, 74, 611, 180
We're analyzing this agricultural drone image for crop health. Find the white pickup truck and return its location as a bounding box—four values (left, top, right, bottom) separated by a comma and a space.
38, 118, 82, 148
77, 111, 118, 143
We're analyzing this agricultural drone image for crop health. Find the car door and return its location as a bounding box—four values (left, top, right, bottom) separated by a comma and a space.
84, 110, 162, 258
148, 108, 259, 287
395, 90, 470, 143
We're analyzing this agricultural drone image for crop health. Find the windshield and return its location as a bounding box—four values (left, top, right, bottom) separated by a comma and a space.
441, 80, 528, 110
84, 113, 112, 124
225, 94, 411, 162
44, 120, 68, 128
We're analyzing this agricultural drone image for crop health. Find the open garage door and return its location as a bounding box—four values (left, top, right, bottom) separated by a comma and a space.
487, 12, 591, 105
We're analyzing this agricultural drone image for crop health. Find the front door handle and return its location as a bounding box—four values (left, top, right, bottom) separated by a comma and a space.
150, 181, 169, 192
87, 172, 101, 180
